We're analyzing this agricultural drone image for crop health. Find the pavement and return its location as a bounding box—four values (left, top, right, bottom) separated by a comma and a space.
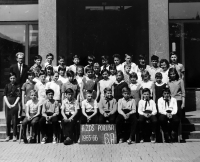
0, 142, 200, 162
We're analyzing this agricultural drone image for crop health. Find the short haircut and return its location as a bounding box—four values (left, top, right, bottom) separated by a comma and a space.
122, 87, 131, 93
142, 88, 150, 94
58, 67, 66, 72
27, 70, 35, 77
162, 87, 171, 94
160, 59, 170, 69
46, 65, 53, 70
101, 69, 110, 75
141, 70, 150, 80
58, 55, 65, 60
151, 55, 159, 61
30, 89, 37, 95
125, 53, 133, 58
16, 52, 24, 58
170, 52, 177, 57
73, 55, 80, 60
139, 54, 145, 60
66, 70, 75, 77
39, 70, 46, 76
94, 62, 100, 67
65, 88, 74, 94
86, 90, 93, 95
130, 72, 138, 80
116, 70, 124, 79
109, 64, 117, 71
101, 55, 109, 61
155, 72, 162, 78
168, 67, 179, 81
77, 65, 84, 71
46, 89, 54, 95
124, 63, 131, 68
46, 53, 54, 60
113, 54, 121, 59
104, 87, 112, 94
53, 71, 59, 75
85, 66, 93, 73
88, 55, 95, 61
34, 55, 42, 61
9, 72, 16, 78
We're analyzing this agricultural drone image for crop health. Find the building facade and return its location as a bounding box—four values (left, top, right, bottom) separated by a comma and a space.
0, 0, 200, 111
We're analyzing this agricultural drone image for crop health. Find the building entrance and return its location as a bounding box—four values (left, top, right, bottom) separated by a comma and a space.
57, 0, 149, 66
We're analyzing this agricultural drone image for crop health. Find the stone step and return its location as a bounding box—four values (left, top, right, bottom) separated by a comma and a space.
182, 123, 200, 131
0, 119, 6, 124
0, 131, 7, 139
0, 124, 6, 131
182, 131, 200, 139
185, 139, 200, 142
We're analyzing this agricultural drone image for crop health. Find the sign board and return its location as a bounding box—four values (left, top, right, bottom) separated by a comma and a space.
80, 124, 117, 144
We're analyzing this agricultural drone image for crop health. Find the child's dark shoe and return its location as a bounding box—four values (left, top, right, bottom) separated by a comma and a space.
151, 133, 156, 143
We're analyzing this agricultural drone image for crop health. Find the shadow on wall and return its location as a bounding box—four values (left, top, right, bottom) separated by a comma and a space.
185, 90, 200, 112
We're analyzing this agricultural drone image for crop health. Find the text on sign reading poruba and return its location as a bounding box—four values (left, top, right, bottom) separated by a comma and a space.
80, 124, 117, 144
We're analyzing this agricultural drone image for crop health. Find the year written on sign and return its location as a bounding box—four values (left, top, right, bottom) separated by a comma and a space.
80, 124, 117, 144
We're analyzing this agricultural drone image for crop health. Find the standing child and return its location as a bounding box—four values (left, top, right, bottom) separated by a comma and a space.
122, 53, 137, 74
68, 55, 80, 74
93, 62, 102, 82
98, 88, 117, 124
44, 53, 54, 69
34, 70, 47, 103
62, 70, 80, 101
101, 55, 110, 71
61, 88, 78, 145
58, 67, 68, 84
33, 66, 41, 83
84, 55, 95, 74
22, 90, 41, 143
148, 55, 161, 82
30, 55, 42, 75
97, 69, 113, 100
160, 59, 170, 84
168, 68, 185, 119
80, 90, 98, 124
116, 87, 137, 144
39, 89, 59, 144
138, 88, 157, 143
54, 55, 68, 72
154, 72, 167, 105
123, 64, 131, 84
113, 54, 123, 71
140, 70, 155, 101
112, 71, 128, 101
3, 72, 20, 142
21, 71, 36, 116
76, 65, 84, 89
158, 87, 180, 142
129, 72, 141, 107
45, 72, 62, 102
170, 52, 185, 79
45, 65, 54, 82
109, 64, 117, 84
80, 66, 97, 101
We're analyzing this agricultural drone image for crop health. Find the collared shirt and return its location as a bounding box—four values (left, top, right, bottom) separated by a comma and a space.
148, 66, 162, 81
158, 97, 177, 115
62, 80, 79, 98
161, 69, 169, 84
21, 80, 36, 103
58, 76, 68, 84
138, 99, 157, 115
141, 80, 154, 96
116, 64, 123, 71
34, 81, 47, 102
30, 64, 42, 74
121, 62, 137, 73
170, 63, 185, 79
26, 99, 40, 115
118, 98, 136, 113
45, 80, 62, 100
109, 75, 116, 84
81, 99, 98, 112
98, 97, 117, 112
99, 79, 113, 97
61, 98, 79, 115
101, 65, 110, 71
42, 99, 59, 115
76, 75, 83, 88
3, 83, 20, 98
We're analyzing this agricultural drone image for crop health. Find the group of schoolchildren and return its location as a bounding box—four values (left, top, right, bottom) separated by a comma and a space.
3, 51, 185, 145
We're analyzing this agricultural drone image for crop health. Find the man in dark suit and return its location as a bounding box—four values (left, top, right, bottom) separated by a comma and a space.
9, 52, 29, 87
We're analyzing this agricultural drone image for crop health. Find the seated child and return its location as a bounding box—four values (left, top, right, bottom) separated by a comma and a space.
61, 88, 78, 145
80, 90, 98, 124
22, 90, 41, 143
98, 88, 117, 124
138, 88, 157, 143
158, 87, 180, 142
39, 89, 59, 144
116, 87, 137, 144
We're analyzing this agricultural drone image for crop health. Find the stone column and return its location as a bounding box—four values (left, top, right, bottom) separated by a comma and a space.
39, 0, 57, 66
148, 0, 169, 61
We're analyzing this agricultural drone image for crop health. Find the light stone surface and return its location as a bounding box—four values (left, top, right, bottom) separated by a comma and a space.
149, 0, 169, 61
39, 0, 57, 66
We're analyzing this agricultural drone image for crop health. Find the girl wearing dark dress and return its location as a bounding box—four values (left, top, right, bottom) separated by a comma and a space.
112, 70, 128, 101
3, 72, 20, 142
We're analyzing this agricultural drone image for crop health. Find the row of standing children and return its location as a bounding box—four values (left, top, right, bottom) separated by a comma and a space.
3, 51, 185, 144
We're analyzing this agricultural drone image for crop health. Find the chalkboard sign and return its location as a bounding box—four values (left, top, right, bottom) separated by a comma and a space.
80, 124, 117, 144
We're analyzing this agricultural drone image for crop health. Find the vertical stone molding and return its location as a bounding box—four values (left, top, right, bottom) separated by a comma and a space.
39, 0, 57, 65
149, 0, 169, 61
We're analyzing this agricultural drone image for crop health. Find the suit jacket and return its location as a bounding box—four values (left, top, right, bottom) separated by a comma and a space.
10, 63, 29, 87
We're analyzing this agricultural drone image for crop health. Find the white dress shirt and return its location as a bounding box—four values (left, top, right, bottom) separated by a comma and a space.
158, 97, 178, 115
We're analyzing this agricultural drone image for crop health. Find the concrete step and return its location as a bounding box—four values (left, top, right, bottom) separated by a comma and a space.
182, 123, 200, 131
0, 131, 7, 139
0, 124, 6, 131
185, 139, 200, 142
183, 117, 200, 124
182, 131, 200, 139
0, 119, 6, 124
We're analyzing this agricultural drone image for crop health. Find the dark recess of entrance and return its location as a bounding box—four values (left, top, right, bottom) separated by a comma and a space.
57, 0, 149, 66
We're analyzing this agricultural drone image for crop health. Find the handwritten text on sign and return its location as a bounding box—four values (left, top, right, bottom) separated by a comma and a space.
80, 124, 117, 144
